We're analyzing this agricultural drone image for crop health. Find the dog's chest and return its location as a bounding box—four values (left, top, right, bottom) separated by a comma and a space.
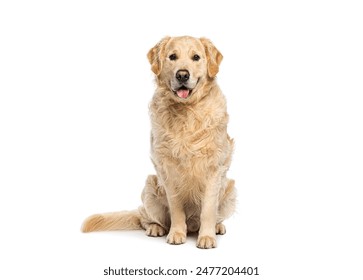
154, 110, 218, 159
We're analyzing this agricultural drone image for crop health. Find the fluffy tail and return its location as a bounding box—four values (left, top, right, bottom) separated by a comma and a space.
81, 210, 142, 232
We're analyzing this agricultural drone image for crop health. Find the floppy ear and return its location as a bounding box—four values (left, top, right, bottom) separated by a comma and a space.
200, 38, 223, 78
147, 36, 171, 75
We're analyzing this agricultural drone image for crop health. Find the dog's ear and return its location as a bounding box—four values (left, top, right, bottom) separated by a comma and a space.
200, 38, 223, 78
147, 36, 171, 75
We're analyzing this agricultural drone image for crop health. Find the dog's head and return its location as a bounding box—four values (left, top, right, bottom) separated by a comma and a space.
147, 36, 223, 102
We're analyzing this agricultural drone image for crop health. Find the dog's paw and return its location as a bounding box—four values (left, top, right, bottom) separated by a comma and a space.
197, 235, 216, 249
166, 231, 186, 245
145, 223, 166, 237
215, 223, 226, 235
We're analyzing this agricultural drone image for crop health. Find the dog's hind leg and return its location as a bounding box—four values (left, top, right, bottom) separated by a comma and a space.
216, 179, 236, 235
139, 175, 170, 237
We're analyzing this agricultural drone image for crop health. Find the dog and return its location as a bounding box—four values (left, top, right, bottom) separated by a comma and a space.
81, 36, 236, 249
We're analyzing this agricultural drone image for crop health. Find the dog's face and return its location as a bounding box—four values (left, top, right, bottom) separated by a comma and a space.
148, 36, 223, 102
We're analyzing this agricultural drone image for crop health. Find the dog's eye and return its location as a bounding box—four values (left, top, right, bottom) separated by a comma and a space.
169, 54, 177, 61
192, 54, 200, 61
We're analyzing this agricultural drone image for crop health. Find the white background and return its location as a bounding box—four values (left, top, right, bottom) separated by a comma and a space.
0, 1, 362, 279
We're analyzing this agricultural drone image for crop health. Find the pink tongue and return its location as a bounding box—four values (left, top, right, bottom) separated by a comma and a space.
177, 89, 190, 99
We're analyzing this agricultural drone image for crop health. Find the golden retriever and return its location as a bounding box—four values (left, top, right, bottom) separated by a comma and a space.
82, 36, 236, 249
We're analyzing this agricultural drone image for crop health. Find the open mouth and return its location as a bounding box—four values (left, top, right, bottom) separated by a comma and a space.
174, 86, 191, 99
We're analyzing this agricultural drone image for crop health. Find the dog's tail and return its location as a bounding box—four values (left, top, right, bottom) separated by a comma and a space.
81, 210, 142, 232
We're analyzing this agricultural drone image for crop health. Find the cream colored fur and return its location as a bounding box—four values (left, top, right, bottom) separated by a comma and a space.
82, 36, 236, 249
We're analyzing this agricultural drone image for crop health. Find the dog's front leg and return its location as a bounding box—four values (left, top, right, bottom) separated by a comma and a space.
166, 193, 187, 245
197, 176, 219, 249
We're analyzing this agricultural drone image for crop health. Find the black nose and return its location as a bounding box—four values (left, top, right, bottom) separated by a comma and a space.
176, 70, 190, 83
